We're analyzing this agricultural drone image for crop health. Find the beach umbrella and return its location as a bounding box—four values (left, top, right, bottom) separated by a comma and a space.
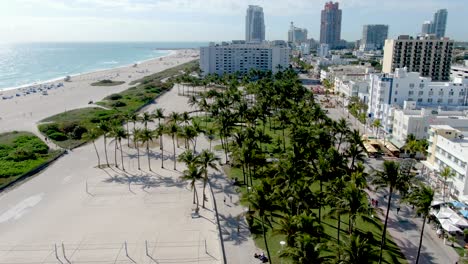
450, 201, 467, 208
440, 219, 462, 232
460, 210, 468, 218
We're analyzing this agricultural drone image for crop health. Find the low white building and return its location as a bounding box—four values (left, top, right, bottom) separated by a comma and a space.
335, 77, 370, 98
366, 68, 468, 133
423, 125, 468, 202
391, 102, 468, 146
317, 43, 329, 58
451, 65, 468, 81
200, 41, 290, 76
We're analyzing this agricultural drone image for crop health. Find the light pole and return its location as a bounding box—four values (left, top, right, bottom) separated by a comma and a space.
279, 241, 286, 264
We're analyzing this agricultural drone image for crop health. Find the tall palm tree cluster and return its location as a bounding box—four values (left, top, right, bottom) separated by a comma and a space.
85, 107, 204, 172
190, 69, 434, 264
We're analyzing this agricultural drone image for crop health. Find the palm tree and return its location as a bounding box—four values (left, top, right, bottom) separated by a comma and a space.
133, 128, 142, 170
83, 129, 101, 167
154, 108, 165, 149
168, 123, 180, 170
181, 164, 203, 211
373, 160, 414, 264
178, 149, 198, 167
141, 112, 153, 130
335, 234, 380, 264
109, 125, 120, 168
198, 150, 220, 208
182, 111, 191, 125
140, 128, 154, 171
248, 184, 273, 263
372, 119, 381, 138
405, 184, 434, 264
115, 127, 127, 171
205, 127, 216, 151
280, 234, 328, 264
439, 166, 455, 202
155, 124, 165, 168
168, 111, 182, 147
124, 112, 132, 147
98, 121, 111, 166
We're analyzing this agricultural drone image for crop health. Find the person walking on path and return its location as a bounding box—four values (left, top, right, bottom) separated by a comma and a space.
397, 206, 401, 215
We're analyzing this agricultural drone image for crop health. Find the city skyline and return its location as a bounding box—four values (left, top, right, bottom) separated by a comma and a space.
1, 0, 467, 43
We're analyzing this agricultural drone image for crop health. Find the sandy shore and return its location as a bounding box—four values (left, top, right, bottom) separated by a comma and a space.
0, 85, 222, 263
0, 49, 199, 136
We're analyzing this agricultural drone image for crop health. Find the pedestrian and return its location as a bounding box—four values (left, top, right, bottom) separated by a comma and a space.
224, 197, 226, 204
371, 198, 375, 206
237, 223, 240, 234
397, 207, 400, 214
375, 200, 379, 207
229, 194, 232, 203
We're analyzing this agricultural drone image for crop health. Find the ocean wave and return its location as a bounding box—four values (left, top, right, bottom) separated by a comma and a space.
101, 61, 119, 65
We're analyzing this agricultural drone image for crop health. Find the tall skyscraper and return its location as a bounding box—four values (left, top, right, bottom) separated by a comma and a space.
245, 5, 265, 42
288, 22, 308, 44
432, 9, 448, 38
320, 2, 342, 49
360, 24, 389, 51
421, 21, 433, 35
382, 35, 454, 81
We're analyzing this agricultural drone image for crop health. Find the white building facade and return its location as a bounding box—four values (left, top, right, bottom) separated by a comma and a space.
366, 68, 468, 133
391, 104, 468, 146
424, 126, 468, 201
200, 42, 290, 76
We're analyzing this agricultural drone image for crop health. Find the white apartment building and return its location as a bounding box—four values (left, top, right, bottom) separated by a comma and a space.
382, 35, 454, 81
391, 102, 468, 146
366, 68, 468, 133
335, 78, 370, 98
423, 125, 468, 201
317, 44, 330, 58
200, 42, 290, 76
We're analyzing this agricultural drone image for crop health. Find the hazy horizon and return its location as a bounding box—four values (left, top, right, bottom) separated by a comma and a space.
1, 0, 467, 43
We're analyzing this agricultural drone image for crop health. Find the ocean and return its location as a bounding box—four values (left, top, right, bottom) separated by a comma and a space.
0, 42, 207, 90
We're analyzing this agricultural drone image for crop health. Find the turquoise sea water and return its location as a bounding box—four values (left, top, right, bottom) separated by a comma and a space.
0, 42, 206, 90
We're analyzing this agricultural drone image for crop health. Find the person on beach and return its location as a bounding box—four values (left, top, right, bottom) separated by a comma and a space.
397, 207, 401, 214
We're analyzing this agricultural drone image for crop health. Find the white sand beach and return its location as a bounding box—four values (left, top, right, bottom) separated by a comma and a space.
0, 84, 223, 263
0, 49, 199, 136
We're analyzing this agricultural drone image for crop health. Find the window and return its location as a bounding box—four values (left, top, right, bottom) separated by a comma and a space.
449, 91, 454, 96
418, 98, 423, 102
395, 84, 399, 88
394, 98, 397, 102
429, 91, 434, 96
418, 91, 424, 96
459, 99, 465, 104
408, 91, 414, 95
409, 83, 415, 88
419, 83, 425, 88
439, 90, 444, 96
460, 91, 465, 96
437, 98, 443, 103
428, 98, 433, 103
448, 99, 453, 103
395, 91, 398, 95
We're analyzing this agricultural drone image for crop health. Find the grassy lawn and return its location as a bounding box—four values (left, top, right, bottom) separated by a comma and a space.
0, 131, 62, 188
39, 107, 120, 149
91, 80, 125, 86
222, 165, 407, 264
37, 60, 199, 149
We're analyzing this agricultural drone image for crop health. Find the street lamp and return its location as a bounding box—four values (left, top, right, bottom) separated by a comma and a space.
279, 241, 286, 264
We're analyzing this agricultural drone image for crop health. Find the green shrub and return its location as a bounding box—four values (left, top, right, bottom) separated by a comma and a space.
108, 94, 123, 100
7, 148, 36, 161
71, 125, 87, 139
48, 132, 67, 141
111, 101, 127, 107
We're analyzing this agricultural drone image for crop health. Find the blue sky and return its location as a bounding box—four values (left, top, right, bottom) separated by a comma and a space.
0, 0, 467, 42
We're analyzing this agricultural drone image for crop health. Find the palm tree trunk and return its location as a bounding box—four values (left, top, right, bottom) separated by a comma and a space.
114, 140, 118, 168
147, 142, 151, 171
136, 142, 140, 170
202, 171, 207, 208
92, 140, 101, 167
443, 179, 447, 202
172, 135, 177, 170
126, 123, 130, 147
104, 136, 109, 166
119, 140, 125, 171
337, 214, 341, 260
379, 188, 393, 264
194, 185, 199, 210
415, 216, 427, 264
209, 139, 212, 151
261, 215, 272, 264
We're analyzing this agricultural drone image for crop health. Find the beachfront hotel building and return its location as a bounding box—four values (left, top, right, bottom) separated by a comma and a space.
391, 103, 468, 146
199, 42, 290, 76
382, 35, 454, 81
365, 68, 468, 133
320, 2, 342, 49
245, 5, 265, 42
423, 125, 468, 201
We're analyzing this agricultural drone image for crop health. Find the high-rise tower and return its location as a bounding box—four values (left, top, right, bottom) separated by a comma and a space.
245, 5, 265, 42
320, 2, 342, 49
432, 9, 448, 38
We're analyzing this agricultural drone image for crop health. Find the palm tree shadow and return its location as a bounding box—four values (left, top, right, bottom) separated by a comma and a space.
218, 213, 250, 246
209, 173, 238, 196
